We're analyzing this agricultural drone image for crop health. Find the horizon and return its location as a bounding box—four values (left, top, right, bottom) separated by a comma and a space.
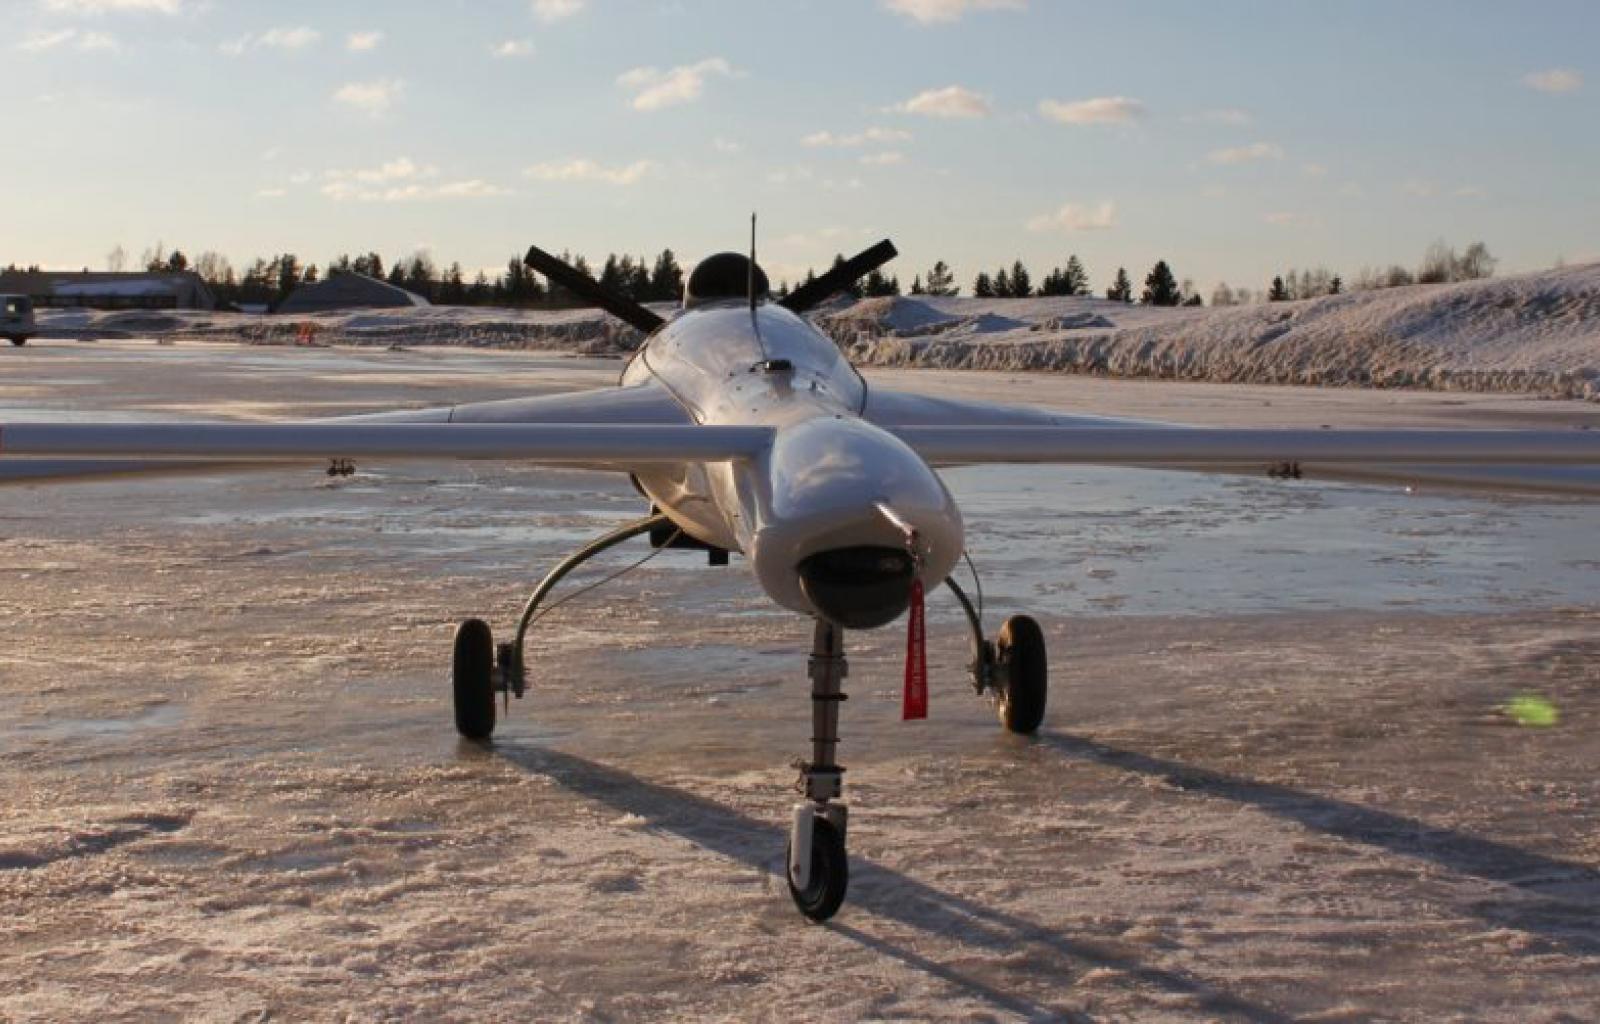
4, 0, 1597, 296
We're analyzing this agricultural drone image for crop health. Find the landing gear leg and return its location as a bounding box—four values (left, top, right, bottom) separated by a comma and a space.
947, 575, 1048, 734
450, 512, 671, 741
787, 618, 850, 921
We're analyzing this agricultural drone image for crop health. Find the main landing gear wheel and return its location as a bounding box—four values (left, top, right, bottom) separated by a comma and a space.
996, 614, 1048, 734
8, 338, 25, 347
453, 618, 496, 741
787, 818, 848, 922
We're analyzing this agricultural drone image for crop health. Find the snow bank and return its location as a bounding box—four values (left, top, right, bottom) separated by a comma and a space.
32, 264, 1600, 400
825, 265, 1600, 401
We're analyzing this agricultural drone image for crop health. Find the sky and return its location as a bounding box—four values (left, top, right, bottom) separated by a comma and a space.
3, 0, 1598, 297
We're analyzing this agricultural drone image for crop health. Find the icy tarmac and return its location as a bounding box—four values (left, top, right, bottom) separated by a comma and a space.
3, 340, 1599, 1021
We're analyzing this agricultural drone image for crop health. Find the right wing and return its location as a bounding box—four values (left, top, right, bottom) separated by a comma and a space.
1, 382, 697, 484
0, 422, 768, 470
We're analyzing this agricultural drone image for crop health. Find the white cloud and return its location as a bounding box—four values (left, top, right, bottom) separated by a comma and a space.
883, 0, 1025, 24
19, 29, 78, 50
322, 163, 510, 202
253, 187, 287, 200
333, 78, 403, 116
892, 84, 991, 118
617, 58, 737, 112
41, 0, 181, 13
1188, 107, 1252, 126
1206, 141, 1284, 165
1523, 68, 1582, 94
532, 0, 585, 22
17, 27, 119, 51
1038, 96, 1146, 125
222, 26, 321, 55
346, 31, 383, 52
524, 159, 657, 185
260, 26, 319, 50
1026, 201, 1117, 233
434, 179, 513, 198
802, 126, 912, 147
327, 157, 438, 184
1264, 211, 1320, 228
492, 38, 534, 58
860, 151, 905, 166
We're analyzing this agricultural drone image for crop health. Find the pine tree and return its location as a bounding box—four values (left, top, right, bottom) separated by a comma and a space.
993, 268, 1012, 298
1009, 260, 1032, 298
973, 272, 995, 298
441, 262, 467, 304
862, 269, 900, 297
650, 249, 685, 302
1141, 260, 1181, 306
909, 275, 925, 295
598, 254, 625, 295
1329, 274, 1343, 295
1107, 267, 1133, 303
924, 260, 957, 297
1064, 255, 1089, 296
1268, 275, 1289, 302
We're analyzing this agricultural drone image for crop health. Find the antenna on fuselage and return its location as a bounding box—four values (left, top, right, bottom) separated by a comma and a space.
748, 213, 758, 313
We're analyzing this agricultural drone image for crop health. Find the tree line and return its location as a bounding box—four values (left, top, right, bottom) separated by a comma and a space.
65, 238, 1497, 312
1211, 240, 1497, 307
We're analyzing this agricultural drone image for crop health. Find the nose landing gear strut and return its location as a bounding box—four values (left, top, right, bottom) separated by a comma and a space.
787, 618, 851, 921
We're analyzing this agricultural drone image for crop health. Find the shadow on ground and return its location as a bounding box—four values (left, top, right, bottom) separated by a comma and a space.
485, 740, 1295, 1023
1036, 732, 1600, 957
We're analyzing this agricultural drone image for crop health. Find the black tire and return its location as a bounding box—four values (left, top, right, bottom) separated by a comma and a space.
452, 618, 496, 741
786, 818, 848, 922
7, 338, 25, 347
996, 615, 1047, 734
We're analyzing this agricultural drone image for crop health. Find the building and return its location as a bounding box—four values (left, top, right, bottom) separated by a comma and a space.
275, 271, 430, 314
0, 270, 217, 311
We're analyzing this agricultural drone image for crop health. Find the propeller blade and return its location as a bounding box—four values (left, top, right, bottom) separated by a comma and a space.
780, 239, 899, 315
524, 245, 666, 336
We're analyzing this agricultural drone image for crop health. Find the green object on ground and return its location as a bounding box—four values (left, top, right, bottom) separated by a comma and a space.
1506, 694, 1560, 728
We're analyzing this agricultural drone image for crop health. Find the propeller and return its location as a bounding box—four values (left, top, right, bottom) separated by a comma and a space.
524, 245, 666, 336
780, 240, 899, 315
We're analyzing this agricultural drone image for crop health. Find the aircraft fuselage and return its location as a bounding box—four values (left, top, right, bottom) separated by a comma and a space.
624, 301, 963, 626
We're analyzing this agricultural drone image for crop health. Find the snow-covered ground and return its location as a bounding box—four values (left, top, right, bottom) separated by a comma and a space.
2, 342, 1598, 1021
33, 261, 1600, 400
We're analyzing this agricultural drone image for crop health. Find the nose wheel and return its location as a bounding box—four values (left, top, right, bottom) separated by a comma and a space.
786, 815, 849, 921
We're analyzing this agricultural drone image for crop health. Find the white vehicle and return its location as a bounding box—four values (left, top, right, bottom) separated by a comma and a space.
5, 236, 1600, 921
2, 294, 35, 346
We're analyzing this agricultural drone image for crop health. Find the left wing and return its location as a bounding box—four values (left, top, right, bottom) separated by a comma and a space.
894, 426, 1600, 466
0, 422, 769, 470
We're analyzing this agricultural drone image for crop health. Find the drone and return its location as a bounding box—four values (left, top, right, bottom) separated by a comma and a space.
6, 234, 1599, 921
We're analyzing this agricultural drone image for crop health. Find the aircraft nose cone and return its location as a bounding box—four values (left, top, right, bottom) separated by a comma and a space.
747, 416, 962, 625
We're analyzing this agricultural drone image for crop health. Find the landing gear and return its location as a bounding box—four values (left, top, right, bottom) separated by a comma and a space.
452, 618, 496, 740
449, 513, 672, 742
995, 615, 1047, 734
946, 577, 1049, 735
787, 618, 851, 921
